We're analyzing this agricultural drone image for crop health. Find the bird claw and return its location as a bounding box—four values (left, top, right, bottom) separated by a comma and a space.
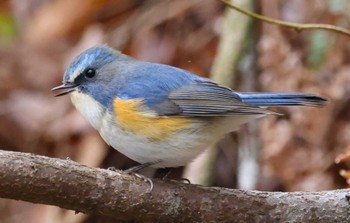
161, 169, 191, 184
180, 178, 191, 184
133, 173, 154, 193
124, 162, 160, 193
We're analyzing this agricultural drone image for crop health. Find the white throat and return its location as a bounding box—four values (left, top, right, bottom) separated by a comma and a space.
70, 91, 105, 130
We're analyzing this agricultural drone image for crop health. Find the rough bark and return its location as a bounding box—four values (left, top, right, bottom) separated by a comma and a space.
0, 150, 349, 223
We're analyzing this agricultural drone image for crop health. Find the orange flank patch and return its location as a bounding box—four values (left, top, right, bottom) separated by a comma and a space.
113, 98, 191, 141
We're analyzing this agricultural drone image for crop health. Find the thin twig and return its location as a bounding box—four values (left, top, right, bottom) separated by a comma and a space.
220, 0, 350, 37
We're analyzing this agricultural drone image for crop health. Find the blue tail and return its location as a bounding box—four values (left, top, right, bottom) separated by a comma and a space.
237, 92, 327, 107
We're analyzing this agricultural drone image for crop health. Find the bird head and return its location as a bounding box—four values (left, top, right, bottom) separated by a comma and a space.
52, 45, 121, 97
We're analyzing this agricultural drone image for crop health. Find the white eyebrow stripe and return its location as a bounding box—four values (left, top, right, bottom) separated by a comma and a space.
68, 53, 96, 82
69, 69, 82, 83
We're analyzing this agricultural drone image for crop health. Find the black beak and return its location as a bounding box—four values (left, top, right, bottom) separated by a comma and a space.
51, 83, 79, 97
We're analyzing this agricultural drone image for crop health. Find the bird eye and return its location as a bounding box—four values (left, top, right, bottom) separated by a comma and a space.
83, 68, 96, 79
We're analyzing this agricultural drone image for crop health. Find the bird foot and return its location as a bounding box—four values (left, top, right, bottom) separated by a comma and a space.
124, 162, 160, 193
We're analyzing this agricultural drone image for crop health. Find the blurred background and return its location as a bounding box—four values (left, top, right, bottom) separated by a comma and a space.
0, 0, 350, 222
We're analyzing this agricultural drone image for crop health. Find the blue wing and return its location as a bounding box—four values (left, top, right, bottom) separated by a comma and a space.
113, 59, 326, 116
115, 60, 272, 116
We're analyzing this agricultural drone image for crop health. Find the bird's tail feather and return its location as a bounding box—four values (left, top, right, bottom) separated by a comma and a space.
237, 93, 327, 107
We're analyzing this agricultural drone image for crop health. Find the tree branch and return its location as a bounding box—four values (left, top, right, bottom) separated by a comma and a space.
0, 150, 349, 222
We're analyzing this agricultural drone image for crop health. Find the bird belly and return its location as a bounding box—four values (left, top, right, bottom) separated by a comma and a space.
99, 112, 207, 167
99, 113, 262, 168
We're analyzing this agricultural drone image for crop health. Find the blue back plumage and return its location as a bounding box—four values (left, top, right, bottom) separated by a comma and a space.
115, 61, 202, 107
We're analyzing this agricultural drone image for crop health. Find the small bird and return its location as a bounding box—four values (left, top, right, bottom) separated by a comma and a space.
52, 45, 326, 170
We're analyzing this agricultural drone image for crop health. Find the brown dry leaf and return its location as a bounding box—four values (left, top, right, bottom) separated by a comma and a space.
335, 145, 350, 186
339, 169, 350, 185
335, 146, 350, 164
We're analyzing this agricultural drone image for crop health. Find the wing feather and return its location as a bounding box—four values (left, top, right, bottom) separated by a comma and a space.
161, 81, 275, 116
